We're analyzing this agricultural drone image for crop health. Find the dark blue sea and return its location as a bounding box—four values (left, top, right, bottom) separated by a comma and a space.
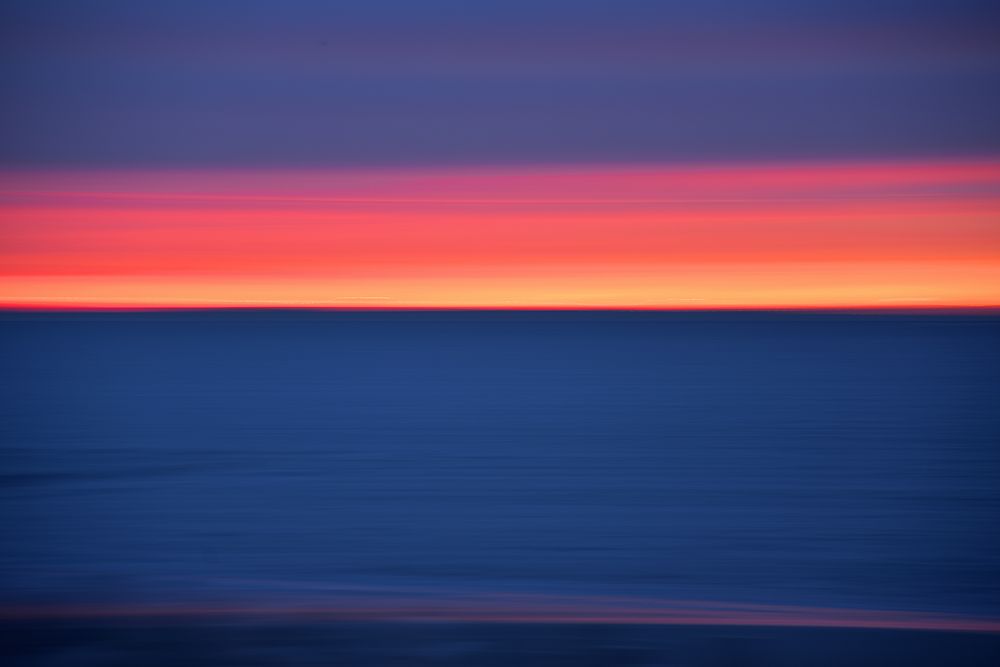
2, 311, 999, 664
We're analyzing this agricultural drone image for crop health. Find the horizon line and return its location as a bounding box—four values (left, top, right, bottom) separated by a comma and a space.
3, 304, 999, 314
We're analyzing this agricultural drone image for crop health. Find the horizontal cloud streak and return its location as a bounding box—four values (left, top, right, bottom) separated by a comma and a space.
2, 160, 998, 308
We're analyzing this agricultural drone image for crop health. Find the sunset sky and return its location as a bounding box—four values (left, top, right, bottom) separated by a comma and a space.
2, 1, 999, 308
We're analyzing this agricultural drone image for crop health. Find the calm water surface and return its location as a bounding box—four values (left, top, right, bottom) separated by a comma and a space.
2, 311, 999, 619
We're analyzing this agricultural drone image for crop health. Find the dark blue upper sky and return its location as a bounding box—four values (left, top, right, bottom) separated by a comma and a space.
2, 0, 999, 167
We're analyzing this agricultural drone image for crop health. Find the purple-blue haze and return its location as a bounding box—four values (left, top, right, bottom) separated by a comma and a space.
2, 1, 999, 167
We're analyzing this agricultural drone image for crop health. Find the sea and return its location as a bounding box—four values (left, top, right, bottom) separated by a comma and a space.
2, 310, 999, 664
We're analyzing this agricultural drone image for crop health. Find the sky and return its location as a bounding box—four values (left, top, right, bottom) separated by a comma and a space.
1, 0, 999, 308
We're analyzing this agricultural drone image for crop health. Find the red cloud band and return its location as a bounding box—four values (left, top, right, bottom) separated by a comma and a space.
2, 160, 999, 309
